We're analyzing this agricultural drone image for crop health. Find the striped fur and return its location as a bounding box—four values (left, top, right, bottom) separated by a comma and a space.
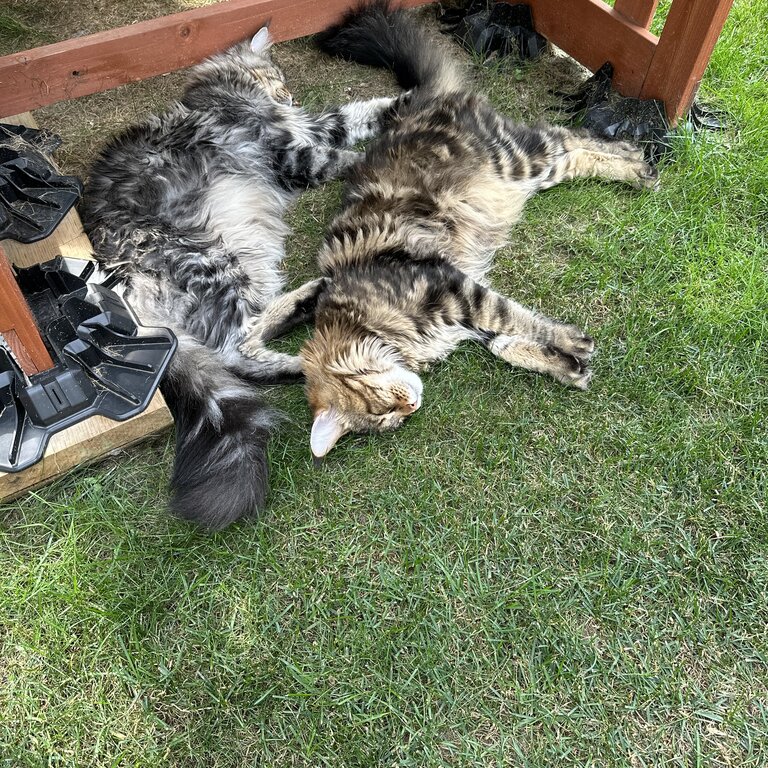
82, 28, 399, 528
302, 2, 659, 457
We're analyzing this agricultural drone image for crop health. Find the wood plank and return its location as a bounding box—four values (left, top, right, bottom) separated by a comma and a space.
0, 115, 172, 502
0, 395, 172, 501
0, 243, 54, 374
525, 0, 659, 97
0, 330, 38, 375
0, 0, 432, 116
614, 0, 660, 29
639, 0, 734, 122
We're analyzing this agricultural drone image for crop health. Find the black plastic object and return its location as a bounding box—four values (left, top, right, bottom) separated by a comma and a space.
688, 101, 727, 132
439, 1, 547, 62
0, 123, 83, 244
0, 257, 176, 473
559, 62, 671, 163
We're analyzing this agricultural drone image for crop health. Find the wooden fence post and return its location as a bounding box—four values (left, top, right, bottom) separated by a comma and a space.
639, 0, 734, 122
613, 0, 660, 29
0, 243, 54, 375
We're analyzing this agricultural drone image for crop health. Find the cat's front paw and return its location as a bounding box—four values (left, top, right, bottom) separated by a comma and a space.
554, 323, 595, 363
239, 334, 264, 359
613, 141, 646, 162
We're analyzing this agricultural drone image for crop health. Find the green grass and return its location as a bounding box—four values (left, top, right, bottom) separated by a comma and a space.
2, 1, 767, 765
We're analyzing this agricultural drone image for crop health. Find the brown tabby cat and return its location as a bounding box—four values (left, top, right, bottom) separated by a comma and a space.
293, 2, 658, 457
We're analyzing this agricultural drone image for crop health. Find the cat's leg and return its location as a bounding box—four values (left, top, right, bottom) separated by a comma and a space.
226, 346, 305, 384
540, 127, 658, 190
277, 145, 362, 188
240, 278, 327, 350
273, 94, 405, 188
501, 123, 658, 191
461, 278, 594, 389
318, 94, 407, 146
484, 333, 593, 390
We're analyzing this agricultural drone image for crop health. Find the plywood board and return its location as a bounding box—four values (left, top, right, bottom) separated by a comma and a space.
0, 113, 173, 502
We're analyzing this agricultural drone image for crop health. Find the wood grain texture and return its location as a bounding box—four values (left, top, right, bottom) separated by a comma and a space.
640, 0, 734, 121
613, 0, 660, 29
0, 0, 432, 116
524, 0, 658, 97
0, 244, 54, 374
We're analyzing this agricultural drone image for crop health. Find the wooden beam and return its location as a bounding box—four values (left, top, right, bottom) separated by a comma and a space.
0, 0, 431, 117
0, 243, 54, 375
525, 0, 658, 97
640, 0, 734, 122
0, 394, 172, 501
614, 0, 660, 29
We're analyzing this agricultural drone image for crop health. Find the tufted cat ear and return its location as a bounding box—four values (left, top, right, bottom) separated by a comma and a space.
310, 408, 348, 458
250, 26, 272, 53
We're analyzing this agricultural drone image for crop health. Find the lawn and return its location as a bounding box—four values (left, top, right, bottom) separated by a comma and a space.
1, 1, 766, 765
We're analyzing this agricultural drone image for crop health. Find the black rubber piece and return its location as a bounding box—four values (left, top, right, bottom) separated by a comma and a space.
688, 101, 727, 132
559, 62, 728, 164
0, 123, 83, 244
439, 1, 547, 62
0, 257, 176, 473
559, 62, 671, 163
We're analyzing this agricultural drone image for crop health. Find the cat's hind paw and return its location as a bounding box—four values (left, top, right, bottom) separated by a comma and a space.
548, 347, 593, 390
631, 160, 660, 190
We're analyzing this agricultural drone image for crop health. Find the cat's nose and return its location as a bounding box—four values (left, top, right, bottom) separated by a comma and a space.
403, 393, 421, 413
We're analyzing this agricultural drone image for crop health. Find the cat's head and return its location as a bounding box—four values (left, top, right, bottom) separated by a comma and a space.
302, 333, 423, 457
243, 27, 293, 106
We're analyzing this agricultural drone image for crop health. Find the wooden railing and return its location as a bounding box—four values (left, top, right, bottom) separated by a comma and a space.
0, 0, 735, 124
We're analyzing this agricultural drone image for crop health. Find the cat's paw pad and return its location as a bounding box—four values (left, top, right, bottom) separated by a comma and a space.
555, 325, 595, 362
632, 161, 660, 190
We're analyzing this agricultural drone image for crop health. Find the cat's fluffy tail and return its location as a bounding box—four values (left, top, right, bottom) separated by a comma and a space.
162, 334, 276, 530
316, 1, 462, 94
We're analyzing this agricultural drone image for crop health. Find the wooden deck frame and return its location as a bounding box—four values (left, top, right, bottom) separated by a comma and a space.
0, 0, 734, 124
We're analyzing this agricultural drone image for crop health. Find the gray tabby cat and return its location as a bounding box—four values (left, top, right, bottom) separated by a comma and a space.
82, 26, 400, 528
299, 2, 659, 457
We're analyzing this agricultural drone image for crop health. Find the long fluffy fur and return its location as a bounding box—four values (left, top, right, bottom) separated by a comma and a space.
163, 337, 274, 530
82, 31, 400, 528
316, 0, 462, 93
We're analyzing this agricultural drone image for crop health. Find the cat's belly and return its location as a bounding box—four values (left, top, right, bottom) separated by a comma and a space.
201, 175, 293, 303
405, 323, 481, 370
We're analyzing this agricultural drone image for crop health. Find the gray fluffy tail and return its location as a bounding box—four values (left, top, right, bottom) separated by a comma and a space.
316, 0, 462, 94
162, 335, 276, 530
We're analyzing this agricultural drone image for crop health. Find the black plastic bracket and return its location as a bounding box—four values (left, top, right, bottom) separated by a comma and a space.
559, 62, 728, 164
0, 257, 176, 473
0, 123, 83, 244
